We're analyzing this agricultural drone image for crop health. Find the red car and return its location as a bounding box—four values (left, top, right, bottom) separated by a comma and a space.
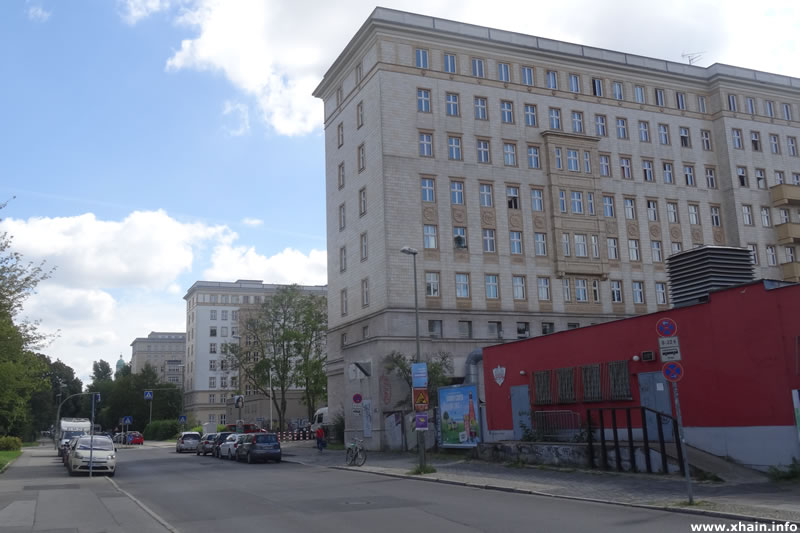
127, 431, 144, 445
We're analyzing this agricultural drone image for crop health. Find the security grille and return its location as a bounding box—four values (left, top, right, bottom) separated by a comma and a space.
533, 370, 552, 405
556, 367, 576, 403
609, 360, 632, 400
582, 364, 602, 401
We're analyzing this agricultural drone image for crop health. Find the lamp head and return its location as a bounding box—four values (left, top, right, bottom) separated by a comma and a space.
401, 246, 418, 255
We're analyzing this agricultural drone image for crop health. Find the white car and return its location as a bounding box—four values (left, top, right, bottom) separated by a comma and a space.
217, 434, 244, 460
175, 432, 201, 453
66, 436, 116, 477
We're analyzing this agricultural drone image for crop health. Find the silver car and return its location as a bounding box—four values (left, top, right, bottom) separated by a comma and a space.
175, 432, 201, 453
66, 436, 117, 477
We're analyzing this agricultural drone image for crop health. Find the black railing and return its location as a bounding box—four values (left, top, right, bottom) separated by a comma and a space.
586, 406, 684, 475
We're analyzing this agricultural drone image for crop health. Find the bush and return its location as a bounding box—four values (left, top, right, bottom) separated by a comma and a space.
330, 412, 345, 443
188, 425, 203, 434
0, 436, 23, 451
768, 458, 800, 481
143, 420, 180, 441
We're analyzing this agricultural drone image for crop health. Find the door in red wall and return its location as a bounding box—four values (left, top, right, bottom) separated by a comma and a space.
510, 385, 530, 440
638, 372, 674, 442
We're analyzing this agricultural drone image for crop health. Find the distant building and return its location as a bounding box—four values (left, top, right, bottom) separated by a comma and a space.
115, 354, 127, 374
130, 332, 186, 386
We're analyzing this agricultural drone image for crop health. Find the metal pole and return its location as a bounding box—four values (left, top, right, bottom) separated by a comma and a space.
411, 253, 425, 469
269, 370, 273, 431
89, 394, 95, 478
672, 382, 694, 504
149, 395, 153, 426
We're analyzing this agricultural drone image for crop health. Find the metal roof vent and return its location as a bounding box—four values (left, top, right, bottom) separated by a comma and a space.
666, 246, 754, 308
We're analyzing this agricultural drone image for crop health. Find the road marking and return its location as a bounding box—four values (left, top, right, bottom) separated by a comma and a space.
106, 477, 179, 533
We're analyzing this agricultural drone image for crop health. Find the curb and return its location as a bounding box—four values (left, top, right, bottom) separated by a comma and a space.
327, 465, 800, 526
107, 477, 179, 533
0, 451, 23, 475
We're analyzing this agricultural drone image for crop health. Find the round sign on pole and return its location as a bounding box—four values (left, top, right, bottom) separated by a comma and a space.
352, 393, 363, 404
656, 318, 678, 337
662, 361, 684, 382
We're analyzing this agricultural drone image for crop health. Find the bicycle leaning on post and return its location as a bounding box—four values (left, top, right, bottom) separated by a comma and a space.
345, 437, 366, 466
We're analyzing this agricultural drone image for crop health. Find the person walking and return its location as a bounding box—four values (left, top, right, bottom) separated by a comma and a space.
315, 426, 325, 452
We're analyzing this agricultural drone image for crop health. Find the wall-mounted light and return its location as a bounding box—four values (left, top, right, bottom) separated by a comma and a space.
632, 355, 640, 362
519, 370, 527, 376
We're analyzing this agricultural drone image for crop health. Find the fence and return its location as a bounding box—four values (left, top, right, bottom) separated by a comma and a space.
531, 410, 582, 442
276, 430, 312, 442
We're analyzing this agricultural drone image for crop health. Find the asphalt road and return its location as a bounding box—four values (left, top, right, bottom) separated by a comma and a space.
104, 446, 738, 533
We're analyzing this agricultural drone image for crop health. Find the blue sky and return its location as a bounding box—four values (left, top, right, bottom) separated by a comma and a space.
1, 0, 797, 382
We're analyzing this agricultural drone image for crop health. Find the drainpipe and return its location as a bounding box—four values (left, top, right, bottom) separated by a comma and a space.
463, 348, 483, 384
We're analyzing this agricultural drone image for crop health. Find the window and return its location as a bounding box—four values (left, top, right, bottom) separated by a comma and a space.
448, 136, 462, 160
698, 95, 707, 113
591, 234, 600, 257
688, 204, 700, 225
599, 155, 610, 176
569, 73, 580, 93
521, 66, 534, 86
546, 70, 558, 89
634, 85, 645, 103
639, 121, 650, 142
549, 108, 561, 129
559, 190, 567, 213
612, 81, 623, 100
667, 202, 678, 223
679, 127, 691, 147
562, 278, 571, 302
705, 168, 716, 189
584, 152, 592, 174
488, 321, 503, 339
210, 326, 217, 337
742, 205, 753, 226
567, 149, 579, 171
658, 124, 670, 145
503, 143, 517, 166
786, 247, 796, 263
647, 200, 658, 221
756, 169, 766, 189
337, 123, 344, 147
456, 273, 470, 298
479, 184, 493, 207
767, 246, 777, 266
571, 191, 584, 213
652, 241, 663, 262
662, 162, 673, 184
746, 97, 755, 114
684, 165, 695, 187
360, 232, 368, 260
417, 89, 431, 112
421, 178, 435, 202
497, 62, 510, 82
510, 231, 522, 254
672, 242, 682, 254
574, 279, 588, 302
471, 57, 485, 78
527, 146, 540, 169
445, 93, 459, 116
555, 148, 562, 169
531, 189, 544, 211
512, 276, 526, 300
620, 157, 631, 179
654, 282, 667, 305
541, 322, 554, 335
782, 103, 792, 121
595, 115, 607, 136
728, 94, 737, 112
701, 130, 712, 151
209, 359, 217, 371
358, 144, 365, 171
572, 111, 583, 133
419, 133, 433, 157
574, 234, 588, 257
453, 227, 467, 249
751, 131, 761, 151
710, 206, 721, 227
507, 186, 520, 209
356, 101, 364, 128
607, 237, 619, 260
779, 209, 790, 224
477, 139, 490, 163
642, 160, 654, 182
338, 203, 346, 230
603, 195, 615, 217
500, 100, 513, 123
423, 225, 437, 248
221, 310, 228, 320
632, 281, 645, 304
209, 394, 215, 404
524, 104, 537, 126
210, 310, 217, 320
458, 321, 473, 339
676, 91, 686, 110
362, 325, 369, 340
361, 278, 370, 307
534, 233, 547, 256
485, 274, 499, 299
592, 78, 603, 97
443, 53, 456, 73
209, 377, 216, 389
340, 289, 348, 315
732, 129, 743, 149
561, 233, 571, 256
628, 239, 640, 261
616, 118, 628, 139
537, 277, 551, 301
428, 320, 442, 338
748, 244, 759, 265
474, 97, 487, 120
624, 198, 636, 220
450, 181, 464, 205
611, 280, 623, 303
770, 134, 780, 154
339, 246, 347, 272
790, 137, 798, 157
737, 167, 748, 187
761, 207, 771, 227
482, 229, 496, 252
415, 48, 428, 68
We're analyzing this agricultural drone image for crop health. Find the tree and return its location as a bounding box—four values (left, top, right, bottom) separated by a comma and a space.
289, 288, 328, 423
91, 360, 114, 384
383, 350, 454, 410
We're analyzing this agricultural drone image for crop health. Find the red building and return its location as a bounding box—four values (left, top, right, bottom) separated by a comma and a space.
482, 280, 800, 470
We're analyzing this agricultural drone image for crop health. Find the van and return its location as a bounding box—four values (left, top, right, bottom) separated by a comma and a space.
310, 407, 328, 432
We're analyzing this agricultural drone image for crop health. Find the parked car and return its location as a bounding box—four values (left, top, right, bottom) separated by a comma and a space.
235, 433, 281, 463
211, 432, 234, 457
113, 432, 126, 444
217, 433, 244, 460
62, 436, 80, 466
127, 432, 144, 445
197, 433, 217, 456
175, 432, 201, 453
66, 436, 117, 477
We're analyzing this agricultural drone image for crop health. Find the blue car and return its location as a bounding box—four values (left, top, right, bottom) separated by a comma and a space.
235, 433, 281, 463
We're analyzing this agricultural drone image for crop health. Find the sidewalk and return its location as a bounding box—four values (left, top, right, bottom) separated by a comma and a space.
280, 441, 800, 523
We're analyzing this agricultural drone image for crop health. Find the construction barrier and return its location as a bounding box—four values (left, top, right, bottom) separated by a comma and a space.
276, 431, 312, 442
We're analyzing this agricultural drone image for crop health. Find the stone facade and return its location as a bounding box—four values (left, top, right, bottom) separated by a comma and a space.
314, 8, 800, 450
129, 332, 186, 386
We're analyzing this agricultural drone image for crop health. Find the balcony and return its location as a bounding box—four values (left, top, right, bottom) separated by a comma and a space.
781, 262, 800, 282
775, 223, 800, 245
769, 184, 800, 206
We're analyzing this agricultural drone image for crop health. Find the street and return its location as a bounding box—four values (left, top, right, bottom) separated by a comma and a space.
0, 444, 745, 532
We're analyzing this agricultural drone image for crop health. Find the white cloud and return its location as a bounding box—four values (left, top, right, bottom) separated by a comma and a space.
119, 0, 172, 25
241, 217, 263, 227
204, 245, 327, 286
27, 6, 51, 22
222, 100, 250, 136
25, 286, 116, 324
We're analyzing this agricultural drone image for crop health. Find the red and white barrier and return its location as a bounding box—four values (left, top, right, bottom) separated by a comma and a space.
276, 431, 311, 441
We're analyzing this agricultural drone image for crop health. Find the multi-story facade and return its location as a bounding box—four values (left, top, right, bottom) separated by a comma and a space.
183, 280, 327, 426
129, 332, 186, 386
314, 8, 800, 449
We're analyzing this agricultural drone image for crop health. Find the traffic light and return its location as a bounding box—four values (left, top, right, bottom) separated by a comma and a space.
95, 393, 101, 404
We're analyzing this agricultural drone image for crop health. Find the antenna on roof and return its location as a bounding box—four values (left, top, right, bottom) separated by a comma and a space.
681, 51, 704, 65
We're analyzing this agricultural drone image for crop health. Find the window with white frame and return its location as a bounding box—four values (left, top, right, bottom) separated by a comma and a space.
477, 139, 490, 163
340, 289, 348, 315
592, 280, 601, 302
620, 157, 631, 179
337, 123, 344, 147
361, 278, 370, 307
521, 66, 534, 86
679, 127, 691, 147
500, 100, 513, 123
339, 246, 346, 272
599, 155, 610, 176
448, 136, 462, 160
497, 62, 510, 82
639, 121, 650, 142
574, 234, 588, 257
482, 229, 496, 252
524, 104, 537, 126
688, 204, 700, 225
652, 241, 663, 262
779, 209, 790, 224
647, 200, 658, 221
474, 97, 487, 120
732, 129, 743, 149
549, 108, 561, 129
701, 130, 712, 151
728, 94, 737, 111
453, 227, 467, 249
562, 233, 571, 256
756, 169, 766, 189
485, 274, 499, 299
705, 168, 716, 189
426, 272, 440, 297
569, 73, 580, 93
419, 133, 432, 157
616, 118, 628, 139
624, 198, 636, 220
535, 233, 547, 256
628, 239, 640, 261
789, 137, 798, 156
571, 191, 584, 213
737, 167, 748, 187
209, 377, 216, 388
562, 278, 571, 302
751, 131, 761, 151
537, 277, 550, 301
591, 234, 600, 257
761, 207, 771, 227
456, 273, 470, 298
667, 202, 679, 223
471, 58, 485, 78
527, 146, 540, 169
503, 143, 517, 166
531, 188, 544, 211
421, 178, 435, 202
684, 165, 695, 187
512, 276, 526, 300
423, 225, 437, 248
546, 70, 558, 89
655, 88, 665, 106
603, 195, 615, 217
555, 148, 563, 169
509, 231, 522, 254
450, 181, 464, 205
612, 81, 623, 100
632, 281, 645, 304
444, 53, 456, 73
358, 144, 365, 171
480, 184, 493, 207
742, 205, 753, 226
672, 241, 682, 254
572, 111, 583, 133
656, 282, 668, 305
770, 134, 780, 154
559, 190, 567, 212
415, 48, 429, 68
210, 310, 217, 320
592, 78, 603, 97
748, 244, 759, 265
611, 280, 623, 303
575, 279, 588, 302
445, 93, 459, 116
338, 162, 345, 189
710, 206, 721, 227
360, 232, 368, 260
786, 247, 796, 263
698, 95, 707, 113
676, 92, 686, 110
782, 103, 792, 121
643, 160, 654, 182
767, 246, 777, 266
595, 115, 607, 136
634, 86, 645, 103
584, 152, 592, 174
567, 149, 579, 171
659, 124, 670, 145
607, 237, 619, 260
746, 97, 755, 114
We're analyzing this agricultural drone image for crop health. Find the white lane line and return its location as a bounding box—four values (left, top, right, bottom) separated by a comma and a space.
106, 477, 179, 533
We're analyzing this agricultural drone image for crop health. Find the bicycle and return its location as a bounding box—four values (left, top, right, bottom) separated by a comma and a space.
345, 438, 366, 466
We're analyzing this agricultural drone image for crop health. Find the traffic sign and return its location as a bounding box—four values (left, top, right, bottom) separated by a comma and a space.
123, 416, 133, 425
662, 362, 685, 382
415, 413, 429, 431
411, 363, 428, 388
352, 393, 363, 404
144, 390, 153, 400
413, 387, 429, 412
656, 318, 678, 337
178, 415, 187, 424
659, 336, 682, 362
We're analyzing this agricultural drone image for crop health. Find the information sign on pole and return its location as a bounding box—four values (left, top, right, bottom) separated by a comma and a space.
411, 363, 428, 388
413, 387, 429, 412
415, 413, 429, 431
658, 336, 682, 362
662, 361, 684, 383
656, 318, 678, 337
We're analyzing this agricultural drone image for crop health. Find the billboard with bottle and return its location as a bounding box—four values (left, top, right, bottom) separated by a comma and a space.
437, 385, 480, 448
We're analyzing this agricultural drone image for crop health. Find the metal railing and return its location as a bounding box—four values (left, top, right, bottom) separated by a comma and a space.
586, 406, 684, 475
531, 410, 581, 442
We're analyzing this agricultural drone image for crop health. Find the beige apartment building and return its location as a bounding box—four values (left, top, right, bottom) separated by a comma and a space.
314, 8, 800, 450
129, 332, 186, 386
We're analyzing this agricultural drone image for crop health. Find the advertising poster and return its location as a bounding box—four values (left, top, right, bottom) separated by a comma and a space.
793, 389, 800, 443
438, 385, 480, 448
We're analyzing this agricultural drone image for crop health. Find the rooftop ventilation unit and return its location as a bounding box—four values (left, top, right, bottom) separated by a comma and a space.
666, 246, 754, 308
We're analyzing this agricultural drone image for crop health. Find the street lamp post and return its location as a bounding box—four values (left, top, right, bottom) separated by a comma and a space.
401, 246, 425, 469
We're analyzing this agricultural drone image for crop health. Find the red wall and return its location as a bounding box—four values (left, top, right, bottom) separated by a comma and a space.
483, 282, 800, 431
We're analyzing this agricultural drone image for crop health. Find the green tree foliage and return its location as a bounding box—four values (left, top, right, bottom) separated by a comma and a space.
383, 350, 454, 411
27, 354, 84, 437
91, 360, 114, 383
289, 288, 327, 422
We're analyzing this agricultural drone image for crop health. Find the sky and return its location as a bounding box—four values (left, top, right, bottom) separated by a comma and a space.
2, 0, 798, 384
